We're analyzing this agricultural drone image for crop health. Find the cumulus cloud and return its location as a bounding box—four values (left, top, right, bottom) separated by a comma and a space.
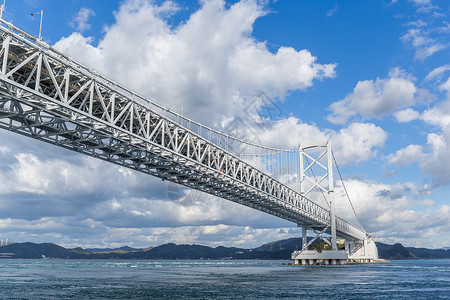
70, 8, 96, 32
0, 216, 297, 248
327, 70, 418, 124
252, 116, 327, 149
232, 115, 387, 165
333, 179, 450, 245
395, 108, 420, 122
332, 123, 387, 164
419, 130, 450, 186
3, 177, 449, 249
0, 128, 294, 247
416, 97, 450, 186
55, 33, 102, 68
0, 151, 166, 199
388, 145, 423, 166
4, 0, 450, 249
54, 0, 335, 127
421, 98, 450, 128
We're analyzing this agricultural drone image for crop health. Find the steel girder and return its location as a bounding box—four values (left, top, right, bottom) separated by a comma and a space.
0, 21, 367, 242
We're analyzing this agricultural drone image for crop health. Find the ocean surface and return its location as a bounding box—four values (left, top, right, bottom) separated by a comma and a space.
0, 259, 449, 299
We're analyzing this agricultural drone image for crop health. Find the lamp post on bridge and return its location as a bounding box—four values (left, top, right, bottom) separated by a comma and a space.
31, 10, 43, 40
0, 1, 5, 19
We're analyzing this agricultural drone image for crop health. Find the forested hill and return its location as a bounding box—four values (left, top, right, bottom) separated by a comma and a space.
1, 239, 449, 260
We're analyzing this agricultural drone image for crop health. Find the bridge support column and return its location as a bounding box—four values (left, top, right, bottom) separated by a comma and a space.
363, 238, 368, 256
327, 141, 338, 252
302, 226, 308, 250
330, 194, 337, 251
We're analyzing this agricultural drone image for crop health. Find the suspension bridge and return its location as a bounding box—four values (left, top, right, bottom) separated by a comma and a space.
0, 15, 378, 265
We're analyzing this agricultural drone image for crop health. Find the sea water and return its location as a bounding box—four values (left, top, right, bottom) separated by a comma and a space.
0, 259, 449, 299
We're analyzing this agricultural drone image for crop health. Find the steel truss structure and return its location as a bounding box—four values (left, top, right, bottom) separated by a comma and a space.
0, 19, 367, 242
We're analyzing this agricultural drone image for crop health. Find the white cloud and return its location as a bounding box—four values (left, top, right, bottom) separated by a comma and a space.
419, 130, 450, 186
425, 64, 450, 81
332, 123, 387, 164
70, 8, 96, 32
0, 133, 168, 200
326, 4, 338, 17
416, 5, 439, 14
54, 0, 335, 127
327, 71, 418, 124
409, 0, 431, 4
238, 117, 387, 165
406, 20, 427, 27
0, 146, 9, 154
395, 108, 420, 122
401, 26, 446, 60
440, 77, 450, 95
252, 116, 327, 149
414, 96, 450, 185
407, 0, 439, 14
388, 144, 423, 166
414, 43, 446, 60
438, 21, 450, 33
402, 28, 430, 48
55, 33, 102, 68
421, 99, 450, 128
422, 198, 434, 206
4, 177, 449, 249
0, 216, 297, 248
3, 0, 450, 249
334, 179, 450, 243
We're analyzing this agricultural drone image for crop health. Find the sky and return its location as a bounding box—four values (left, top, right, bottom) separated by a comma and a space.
0, 0, 449, 249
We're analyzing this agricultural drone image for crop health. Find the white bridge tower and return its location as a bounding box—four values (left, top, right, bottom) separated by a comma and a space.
291, 141, 378, 265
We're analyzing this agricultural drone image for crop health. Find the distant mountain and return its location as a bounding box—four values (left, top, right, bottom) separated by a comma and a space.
406, 247, 450, 259
0, 242, 89, 259
0, 239, 304, 260
84, 246, 137, 253
375, 243, 450, 259
1, 240, 449, 260
376, 243, 416, 259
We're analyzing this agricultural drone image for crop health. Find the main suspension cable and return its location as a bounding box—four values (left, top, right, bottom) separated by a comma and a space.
332, 150, 365, 232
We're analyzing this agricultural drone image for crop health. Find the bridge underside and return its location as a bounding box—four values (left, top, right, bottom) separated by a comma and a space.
0, 84, 318, 227
0, 80, 364, 242
0, 19, 369, 246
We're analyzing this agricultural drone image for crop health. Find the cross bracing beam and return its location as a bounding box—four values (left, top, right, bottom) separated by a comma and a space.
0, 20, 367, 242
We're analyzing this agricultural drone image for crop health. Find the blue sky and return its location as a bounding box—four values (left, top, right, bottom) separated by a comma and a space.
0, 0, 449, 249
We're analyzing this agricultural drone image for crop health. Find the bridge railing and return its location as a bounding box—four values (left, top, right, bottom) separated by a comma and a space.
0, 18, 286, 155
